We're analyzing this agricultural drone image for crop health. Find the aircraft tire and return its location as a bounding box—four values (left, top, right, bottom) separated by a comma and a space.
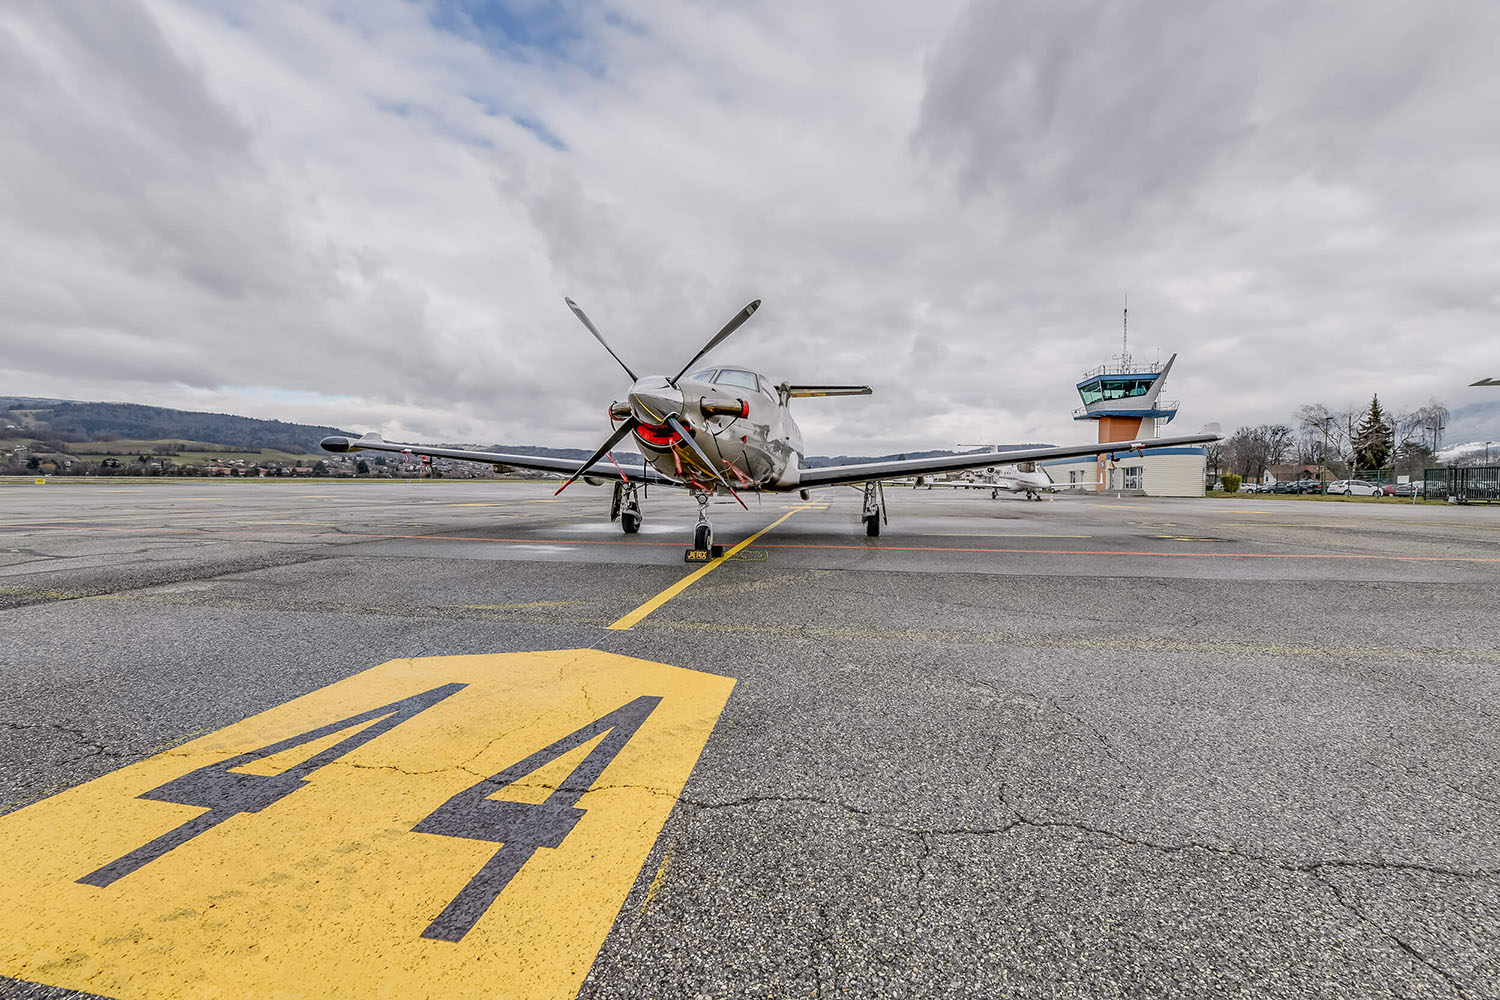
694, 523, 712, 551
622, 510, 641, 534
864, 513, 880, 537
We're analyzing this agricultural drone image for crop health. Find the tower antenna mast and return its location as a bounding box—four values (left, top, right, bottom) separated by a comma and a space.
1121, 294, 1130, 367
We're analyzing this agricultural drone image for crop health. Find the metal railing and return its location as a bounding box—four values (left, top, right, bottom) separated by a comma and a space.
1071, 400, 1179, 420
1079, 360, 1165, 379
1426, 466, 1500, 503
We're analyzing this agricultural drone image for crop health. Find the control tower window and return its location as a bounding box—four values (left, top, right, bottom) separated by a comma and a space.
1079, 377, 1154, 405
714, 369, 760, 391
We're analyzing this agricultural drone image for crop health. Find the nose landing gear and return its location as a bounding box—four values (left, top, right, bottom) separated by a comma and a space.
686, 491, 724, 562
611, 481, 643, 534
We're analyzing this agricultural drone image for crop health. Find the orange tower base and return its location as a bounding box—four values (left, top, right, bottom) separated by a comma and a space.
1093, 416, 1145, 491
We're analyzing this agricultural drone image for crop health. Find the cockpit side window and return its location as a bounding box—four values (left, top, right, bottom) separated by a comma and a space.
1017, 461, 1037, 473
687, 369, 718, 383
714, 369, 759, 391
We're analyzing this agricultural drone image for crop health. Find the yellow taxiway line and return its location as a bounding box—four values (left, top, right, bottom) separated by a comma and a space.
607, 507, 806, 631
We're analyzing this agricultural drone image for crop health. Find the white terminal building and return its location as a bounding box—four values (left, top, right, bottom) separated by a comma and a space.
1041, 341, 1207, 497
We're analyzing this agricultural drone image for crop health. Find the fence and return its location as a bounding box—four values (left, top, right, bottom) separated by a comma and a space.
1423, 466, 1500, 503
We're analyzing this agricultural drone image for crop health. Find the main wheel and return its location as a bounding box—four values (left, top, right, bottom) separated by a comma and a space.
693, 523, 712, 551
864, 513, 881, 537
622, 510, 641, 534
991, 488, 998, 499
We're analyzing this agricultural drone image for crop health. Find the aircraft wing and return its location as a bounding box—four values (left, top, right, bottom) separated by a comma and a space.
796, 434, 1221, 488
319, 434, 674, 485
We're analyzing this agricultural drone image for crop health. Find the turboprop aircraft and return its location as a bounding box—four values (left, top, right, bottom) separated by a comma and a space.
321, 297, 1219, 559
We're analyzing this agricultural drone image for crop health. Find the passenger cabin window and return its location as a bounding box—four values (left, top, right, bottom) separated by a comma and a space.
687, 369, 718, 383
714, 369, 760, 391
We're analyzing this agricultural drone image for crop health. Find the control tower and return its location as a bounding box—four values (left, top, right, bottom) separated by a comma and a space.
1065, 305, 1190, 493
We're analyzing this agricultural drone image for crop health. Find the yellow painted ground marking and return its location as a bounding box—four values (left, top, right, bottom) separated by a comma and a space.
0, 650, 733, 1000
1099, 503, 1150, 508
638, 845, 674, 917
526, 498, 571, 503
607, 507, 806, 631
924, 533, 1093, 538
453, 503, 512, 507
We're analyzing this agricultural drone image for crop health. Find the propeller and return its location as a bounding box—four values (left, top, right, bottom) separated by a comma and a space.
554, 415, 640, 496
565, 297, 638, 381
670, 300, 761, 386
560, 295, 761, 504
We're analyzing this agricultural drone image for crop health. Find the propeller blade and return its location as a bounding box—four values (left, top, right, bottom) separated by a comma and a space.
670, 299, 761, 386
565, 297, 638, 381
555, 416, 640, 496
664, 413, 744, 508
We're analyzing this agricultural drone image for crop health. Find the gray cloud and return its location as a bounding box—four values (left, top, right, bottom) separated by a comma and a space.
2, 0, 1497, 456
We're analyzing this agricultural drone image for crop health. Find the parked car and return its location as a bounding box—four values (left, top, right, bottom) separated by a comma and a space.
1389, 482, 1423, 497
1299, 480, 1325, 494
1328, 479, 1380, 496
1270, 481, 1294, 494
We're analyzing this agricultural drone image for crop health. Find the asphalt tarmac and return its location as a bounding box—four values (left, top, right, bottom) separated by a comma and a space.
2, 479, 1498, 1000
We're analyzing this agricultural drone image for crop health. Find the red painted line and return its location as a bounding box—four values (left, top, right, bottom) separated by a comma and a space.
754, 542, 1500, 563
323, 531, 684, 547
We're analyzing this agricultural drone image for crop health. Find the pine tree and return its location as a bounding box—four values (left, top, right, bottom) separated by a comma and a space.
1354, 394, 1393, 471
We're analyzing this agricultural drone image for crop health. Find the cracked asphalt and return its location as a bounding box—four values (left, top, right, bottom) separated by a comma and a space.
2, 479, 1499, 999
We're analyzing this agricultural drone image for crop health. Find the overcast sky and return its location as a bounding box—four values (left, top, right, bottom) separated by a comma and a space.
3, 0, 1498, 453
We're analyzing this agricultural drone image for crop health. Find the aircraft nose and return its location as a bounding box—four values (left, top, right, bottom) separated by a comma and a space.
627, 379, 683, 424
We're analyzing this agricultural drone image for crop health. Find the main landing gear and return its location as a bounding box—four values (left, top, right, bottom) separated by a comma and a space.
862, 481, 886, 537
686, 491, 725, 562
610, 481, 643, 534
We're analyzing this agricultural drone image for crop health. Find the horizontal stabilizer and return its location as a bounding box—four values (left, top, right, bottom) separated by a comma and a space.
780, 384, 872, 398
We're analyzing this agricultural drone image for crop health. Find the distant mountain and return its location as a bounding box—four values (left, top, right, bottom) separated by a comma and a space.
1446, 397, 1500, 447
1, 398, 352, 454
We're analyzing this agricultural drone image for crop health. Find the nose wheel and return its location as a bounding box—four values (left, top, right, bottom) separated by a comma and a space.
686, 492, 724, 562
611, 482, 643, 534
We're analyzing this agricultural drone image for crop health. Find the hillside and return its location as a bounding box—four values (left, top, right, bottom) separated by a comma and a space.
1, 397, 351, 454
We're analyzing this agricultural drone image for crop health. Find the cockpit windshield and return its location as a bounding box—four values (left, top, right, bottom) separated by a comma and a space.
687, 369, 718, 382
714, 369, 760, 391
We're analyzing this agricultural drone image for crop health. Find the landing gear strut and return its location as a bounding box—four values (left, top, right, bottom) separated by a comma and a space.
862, 481, 886, 537
686, 491, 724, 562
611, 481, 643, 534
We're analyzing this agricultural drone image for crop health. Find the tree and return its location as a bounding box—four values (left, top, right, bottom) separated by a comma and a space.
1265, 424, 1293, 467
1353, 394, 1393, 471
1204, 441, 1225, 478
356, 459, 370, 475
1297, 404, 1353, 480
